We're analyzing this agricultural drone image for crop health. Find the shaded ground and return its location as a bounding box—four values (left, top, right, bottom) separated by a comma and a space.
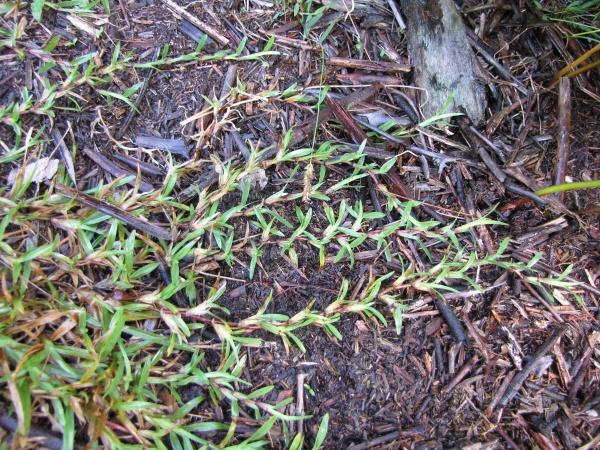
1, 0, 599, 449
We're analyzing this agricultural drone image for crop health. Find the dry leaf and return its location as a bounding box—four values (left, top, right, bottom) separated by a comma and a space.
8, 157, 59, 186
239, 168, 268, 191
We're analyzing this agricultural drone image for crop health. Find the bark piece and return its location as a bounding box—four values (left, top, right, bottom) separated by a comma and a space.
400, 0, 487, 124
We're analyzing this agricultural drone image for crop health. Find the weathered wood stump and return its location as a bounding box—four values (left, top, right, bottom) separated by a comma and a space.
399, 0, 487, 124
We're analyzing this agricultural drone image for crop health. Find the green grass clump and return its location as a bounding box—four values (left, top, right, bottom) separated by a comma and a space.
534, 0, 600, 43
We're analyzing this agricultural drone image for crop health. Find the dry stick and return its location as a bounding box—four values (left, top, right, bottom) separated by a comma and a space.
290, 84, 383, 147
461, 120, 571, 216
57, 185, 172, 241
229, 130, 251, 161
475, 146, 507, 183
434, 338, 444, 375
328, 57, 410, 73
451, 124, 499, 253
296, 374, 306, 436
348, 431, 401, 450
392, 91, 421, 125
261, 30, 318, 51
498, 324, 568, 407
115, 47, 160, 139
463, 179, 496, 253
414, 125, 472, 153
82, 147, 154, 193
0, 414, 85, 450
506, 96, 536, 165
179, 19, 213, 44
486, 370, 516, 415
383, 167, 448, 223
326, 97, 391, 225
457, 174, 493, 252
222, 17, 254, 54
111, 153, 166, 177
485, 100, 525, 136
459, 120, 507, 183
220, 64, 238, 99
555, 77, 571, 202
50, 128, 77, 186
569, 332, 599, 383
335, 73, 404, 85
520, 278, 564, 323
135, 136, 189, 158
434, 296, 468, 344
326, 97, 371, 144
159, 0, 230, 47
466, 29, 529, 96
338, 144, 397, 160
504, 181, 548, 205
496, 425, 524, 450
386, 0, 406, 30
568, 354, 591, 404
117, 0, 131, 28
468, 125, 507, 163
463, 316, 490, 360
400, 282, 507, 313
354, 118, 463, 168
443, 354, 479, 393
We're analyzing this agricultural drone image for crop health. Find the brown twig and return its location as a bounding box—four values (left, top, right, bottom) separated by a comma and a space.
110, 153, 166, 178
520, 278, 564, 323
486, 370, 516, 415
466, 29, 529, 96
50, 127, 77, 186
555, 77, 571, 202
348, 432, 401, 450
220, 64, 238, 99
326, 97, 371, 144
159, 0, 230, 47
57, 185, 172, 241
290, 84, 382, 147
496, 425, 524, 450
498, 325, 568, 407
485, 99, 525, 136
328, 57, 410, 73
443, 354, 479, 393
434, 296, 468, 344
117, 0, 131, 28
335, 73, 404, 85
82, 147, 154, 192
567, 353, 590, 404
459, 120, 507, 182
354, 118, 463, 167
